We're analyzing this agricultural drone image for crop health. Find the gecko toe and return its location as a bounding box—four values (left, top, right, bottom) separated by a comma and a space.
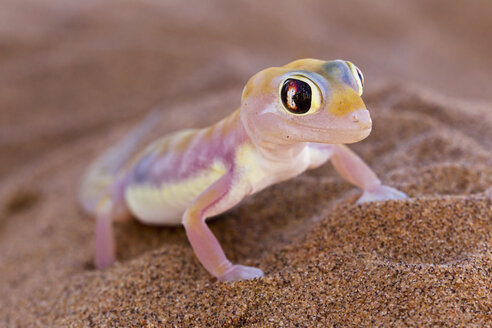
357, 185, 408, 204
218, 264, 264, 282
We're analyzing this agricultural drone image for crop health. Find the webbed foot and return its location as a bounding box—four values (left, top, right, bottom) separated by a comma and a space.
218, 264, 264, 282
357, 184, 408, 204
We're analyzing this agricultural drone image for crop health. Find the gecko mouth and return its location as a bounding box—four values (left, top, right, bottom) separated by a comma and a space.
276, 112, 372, 144
301, 125, 371, 144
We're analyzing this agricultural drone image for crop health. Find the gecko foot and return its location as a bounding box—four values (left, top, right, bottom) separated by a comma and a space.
357, 184, 408, 204
218, 264, 264, 282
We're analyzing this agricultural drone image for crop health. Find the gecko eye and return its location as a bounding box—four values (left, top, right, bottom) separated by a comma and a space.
346, 61, 364, 96
280, 75, 322, 115
355, 66, 364, 87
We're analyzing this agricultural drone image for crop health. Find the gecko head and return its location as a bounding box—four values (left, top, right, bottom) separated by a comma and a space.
240, 59, 372, 145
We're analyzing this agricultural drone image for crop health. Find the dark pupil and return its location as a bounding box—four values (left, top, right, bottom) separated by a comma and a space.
281, 79, 311, 114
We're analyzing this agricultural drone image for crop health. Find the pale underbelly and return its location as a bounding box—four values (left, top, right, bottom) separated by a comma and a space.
125, 164, 226, 226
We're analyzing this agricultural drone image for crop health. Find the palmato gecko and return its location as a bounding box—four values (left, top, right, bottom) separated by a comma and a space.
80, 59, 407, 281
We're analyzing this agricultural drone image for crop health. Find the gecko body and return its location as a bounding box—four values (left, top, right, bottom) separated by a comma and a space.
80, 59, 407, 281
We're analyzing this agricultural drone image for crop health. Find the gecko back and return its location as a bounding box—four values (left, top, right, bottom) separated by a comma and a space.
79, 111, 161, 215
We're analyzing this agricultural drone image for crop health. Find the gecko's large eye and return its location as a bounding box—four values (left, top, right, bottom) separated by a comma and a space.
346, 61, 364, 96
280, 76, 322, 115
355, 66, 364, 87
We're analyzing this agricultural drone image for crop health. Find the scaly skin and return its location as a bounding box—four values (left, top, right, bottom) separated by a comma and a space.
80, 59, 407, 281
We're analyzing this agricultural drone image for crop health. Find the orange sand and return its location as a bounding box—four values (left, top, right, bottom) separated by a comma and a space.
0, 1, 491, 327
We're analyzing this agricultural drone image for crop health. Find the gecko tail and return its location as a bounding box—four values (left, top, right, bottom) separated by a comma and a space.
79, 110, 162, 214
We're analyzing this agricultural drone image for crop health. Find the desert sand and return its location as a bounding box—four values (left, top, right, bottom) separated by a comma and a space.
1, 0, 491, 327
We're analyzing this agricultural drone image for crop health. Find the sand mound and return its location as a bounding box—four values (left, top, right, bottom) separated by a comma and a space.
2, 0, 492, 326
0, 85, 490, 327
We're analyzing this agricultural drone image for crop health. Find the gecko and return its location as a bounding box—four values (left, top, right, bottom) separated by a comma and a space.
79, 59, 407, 281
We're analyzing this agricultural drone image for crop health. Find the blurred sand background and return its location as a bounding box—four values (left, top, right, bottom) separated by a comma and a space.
0, 0, 491, 326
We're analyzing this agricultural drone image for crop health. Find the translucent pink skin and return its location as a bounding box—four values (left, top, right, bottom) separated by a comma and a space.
82, 59, 408, 281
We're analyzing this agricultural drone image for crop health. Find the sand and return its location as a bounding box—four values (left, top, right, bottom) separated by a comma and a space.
1, 0, 491, 327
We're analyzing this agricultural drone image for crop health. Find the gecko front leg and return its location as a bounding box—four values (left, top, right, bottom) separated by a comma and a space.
182, 171, 264, 282
329, 144, 407, 204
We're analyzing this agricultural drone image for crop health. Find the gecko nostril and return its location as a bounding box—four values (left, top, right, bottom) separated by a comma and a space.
351, 113, 359, 123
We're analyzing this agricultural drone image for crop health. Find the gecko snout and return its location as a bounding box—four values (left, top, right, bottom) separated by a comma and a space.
349, 108, 372, 130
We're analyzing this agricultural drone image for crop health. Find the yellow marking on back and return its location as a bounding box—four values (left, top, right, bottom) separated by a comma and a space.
173, 129, 198, 152
125, 160, 227, 224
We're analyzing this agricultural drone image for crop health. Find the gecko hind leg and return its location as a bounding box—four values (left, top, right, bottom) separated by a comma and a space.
94, 196, 131, 269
